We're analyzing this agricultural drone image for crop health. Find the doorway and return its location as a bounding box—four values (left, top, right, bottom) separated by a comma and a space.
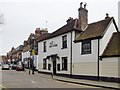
51, 55, 57, 75
53, 60, 56, 75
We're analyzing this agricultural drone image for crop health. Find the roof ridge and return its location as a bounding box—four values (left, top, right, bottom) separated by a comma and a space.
74, 17, 115, 42
52, 19, 76, 33
88, 17, 113, 25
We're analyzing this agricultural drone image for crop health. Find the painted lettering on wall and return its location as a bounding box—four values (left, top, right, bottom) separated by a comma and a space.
49, 41, 58, 48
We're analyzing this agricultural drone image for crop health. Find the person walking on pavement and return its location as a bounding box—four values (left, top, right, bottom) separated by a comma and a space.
28, 57, 34, 75
51, 71, 53, 79
31, 56, 34, 74
28, 57, 31, 75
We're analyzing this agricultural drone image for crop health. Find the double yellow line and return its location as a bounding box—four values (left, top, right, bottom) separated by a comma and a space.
0, 84, 9, 90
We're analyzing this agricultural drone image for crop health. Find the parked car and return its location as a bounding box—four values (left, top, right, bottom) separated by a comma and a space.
23, 59, 29, 68
16, 61, 24, 71
9, 64, 17, 70
2, 64, 9, 70
10, 61, 17, 70
0, 62, 1, 66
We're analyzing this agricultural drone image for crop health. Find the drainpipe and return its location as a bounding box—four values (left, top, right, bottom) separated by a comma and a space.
70, 31, 73, 77
98, 39, 100, 80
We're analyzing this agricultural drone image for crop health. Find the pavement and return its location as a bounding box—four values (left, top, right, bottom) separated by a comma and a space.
2, 69, 102, 88
25, 69, 120, 89
53, 75, 120, 89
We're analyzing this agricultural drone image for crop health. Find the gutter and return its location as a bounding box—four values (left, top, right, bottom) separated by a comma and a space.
98, 39, 100, 80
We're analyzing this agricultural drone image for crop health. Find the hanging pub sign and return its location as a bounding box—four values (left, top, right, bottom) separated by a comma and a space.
32, 50, 35, 55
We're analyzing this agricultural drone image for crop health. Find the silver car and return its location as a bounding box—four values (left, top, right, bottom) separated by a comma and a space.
2, 64, 9, 70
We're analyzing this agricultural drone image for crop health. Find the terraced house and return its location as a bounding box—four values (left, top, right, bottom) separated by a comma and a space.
22, 28, 48, 70
37, 2, 120, 82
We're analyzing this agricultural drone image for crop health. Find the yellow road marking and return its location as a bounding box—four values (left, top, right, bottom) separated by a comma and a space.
31, 80, 35, 84
0, 84, 9, 90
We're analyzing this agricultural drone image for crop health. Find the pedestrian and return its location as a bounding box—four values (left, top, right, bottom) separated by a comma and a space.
31, 63, 34, 74
28, 57, 31, 75
31, 56, 34, 74
51, 72, 53, 79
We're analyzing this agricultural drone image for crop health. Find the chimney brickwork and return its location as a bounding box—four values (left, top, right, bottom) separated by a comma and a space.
66, 17, 73, 24
35, 28, 48, 35
78, 2, 88, 31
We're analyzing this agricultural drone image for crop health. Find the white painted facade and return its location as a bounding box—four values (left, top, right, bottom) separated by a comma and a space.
100, 57, 120, 78
99, 21, 117, 55
37, 19, 118, 79
38, 32, 74, 74
72, 20, 117, 77
34, 55, 38, 69
73, 39, 98, 76
22, 51, 38, 69
22, 51, 30, 62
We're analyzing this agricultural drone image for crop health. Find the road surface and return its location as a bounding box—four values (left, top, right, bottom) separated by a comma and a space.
1, 68, 107, 89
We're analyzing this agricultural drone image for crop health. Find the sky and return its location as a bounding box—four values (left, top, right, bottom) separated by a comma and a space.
0, 0, 119, 55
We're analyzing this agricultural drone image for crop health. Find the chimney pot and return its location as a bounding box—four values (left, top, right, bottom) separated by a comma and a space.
80, 2, 83, 8
84, 3, 87, 9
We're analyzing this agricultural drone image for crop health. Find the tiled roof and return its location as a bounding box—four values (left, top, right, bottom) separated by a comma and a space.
74, 17, 118, 42
37, 33, 51, 42
23, 45, 30, 52
37, 19, 81, 42
101, 32, 120, 57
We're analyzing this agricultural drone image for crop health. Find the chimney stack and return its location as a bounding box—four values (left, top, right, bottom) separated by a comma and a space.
35, 28, 41, 35
66, 17, 73, 24
40, 28, 48, 34
78, 2, 88, 31
105, 13, 110, 19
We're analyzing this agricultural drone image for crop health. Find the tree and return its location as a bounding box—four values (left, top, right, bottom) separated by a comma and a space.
0, 13, 4, 24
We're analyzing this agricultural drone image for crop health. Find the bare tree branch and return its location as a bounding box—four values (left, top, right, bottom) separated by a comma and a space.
0, 13, 4, 24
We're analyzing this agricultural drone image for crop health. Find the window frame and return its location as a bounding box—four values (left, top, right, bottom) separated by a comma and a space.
43, 59, 47, 69
81, 40, 91, 55
62, 57, 68, 71
43, 41, 47, 52
62, 35, 67, 49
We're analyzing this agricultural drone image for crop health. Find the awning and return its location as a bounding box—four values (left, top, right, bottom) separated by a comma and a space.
46, 54, 59, 60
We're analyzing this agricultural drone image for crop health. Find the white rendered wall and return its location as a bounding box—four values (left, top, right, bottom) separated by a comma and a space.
22, 51, 30, 62
73, 39, 98, 76
100, 57, 119, 78
100, 21, 117, 56
38, 32, 73, 74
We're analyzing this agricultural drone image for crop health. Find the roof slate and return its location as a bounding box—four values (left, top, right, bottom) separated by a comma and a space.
37, 33, 51, 42
101, 32, 120, 57
74, 17, 114, 42
37, 19, 81, 42
23, 45, 30, 52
